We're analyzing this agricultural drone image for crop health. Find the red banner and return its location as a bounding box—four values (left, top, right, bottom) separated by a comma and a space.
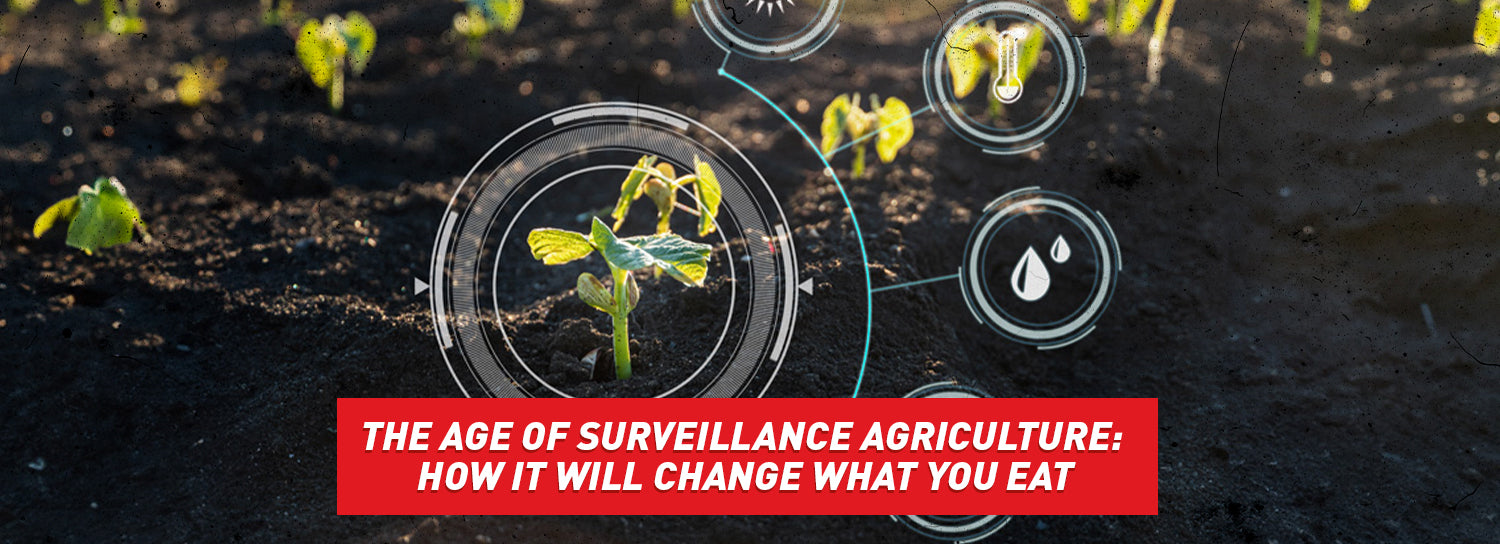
337, 398, 1157, 515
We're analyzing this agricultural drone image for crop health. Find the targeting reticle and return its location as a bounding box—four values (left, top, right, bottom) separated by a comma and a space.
693, 0, 844, 61
428, 103, 804, 398
922, 0, 1086, 155
958, 187, 1120, 349
892, 382, 1014, 542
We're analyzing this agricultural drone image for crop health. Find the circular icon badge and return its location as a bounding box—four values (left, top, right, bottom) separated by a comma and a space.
429, 103, 803, 398
959, 187, 1119, 349
893, 382, 1014, 542
921, 0, 1086, 155
694, 0, 844, 61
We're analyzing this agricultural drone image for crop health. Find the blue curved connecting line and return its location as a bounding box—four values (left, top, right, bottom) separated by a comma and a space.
717, 54, 873, 398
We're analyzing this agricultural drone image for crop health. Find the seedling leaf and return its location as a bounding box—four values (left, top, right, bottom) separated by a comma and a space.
1479, 0, 1500, 56
692, 157, 722, 236
623, 272, 640, 311
590, 217, 659, 272
576, 272, 614, 313
342, 11, 377, 76
296, 20, 336, 89
1349, 0, 1371, 13
623, 233, 712, 286
875, 97, 913, 164
820, 94, 851, 156
946, 23, 990, 99
527, 228, 594, 265
611, 155, 657, 229
33, 196, 80, 240
66, 177, 142, 255
485, 0, 523, 34
1066, 0, 1090, 22
1115, 0, 1156, 36
1017, 25, 1045, 83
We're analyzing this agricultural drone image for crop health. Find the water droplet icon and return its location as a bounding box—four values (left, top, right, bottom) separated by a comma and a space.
1050, 235, 1071, 263
1010, 246, 1050, 302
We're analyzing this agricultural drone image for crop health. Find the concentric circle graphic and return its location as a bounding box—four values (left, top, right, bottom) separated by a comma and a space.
921, 0, 1086, 155
429, 103, 803, 398
959, 187, 1119, 349
693, 0, 844, 61
893, 382, 1014, 542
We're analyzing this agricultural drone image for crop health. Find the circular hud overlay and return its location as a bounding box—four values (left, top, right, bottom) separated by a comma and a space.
892, 382, 1014, 542
959, 187, 1120, 349
921, 0, 1085, 155
429, 103, 804, 398
694, 0, 843, 61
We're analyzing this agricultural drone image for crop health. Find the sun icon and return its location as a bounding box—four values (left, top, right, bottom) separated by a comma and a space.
745, 0, 793, 15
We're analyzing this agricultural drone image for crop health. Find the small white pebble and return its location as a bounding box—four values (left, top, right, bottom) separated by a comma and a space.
27, 457, 45, 471
62, 126, 73, 137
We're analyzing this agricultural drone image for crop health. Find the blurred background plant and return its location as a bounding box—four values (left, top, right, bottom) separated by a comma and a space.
170, 55, 227, 108
295, 11, 376, 112
259, 0, 295, 27
819, 94, 914, 179
86, 0, 146, 35
452, 0, 522, 56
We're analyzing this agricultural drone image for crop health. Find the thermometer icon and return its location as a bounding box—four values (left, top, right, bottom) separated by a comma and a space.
992, 29, 1025, 104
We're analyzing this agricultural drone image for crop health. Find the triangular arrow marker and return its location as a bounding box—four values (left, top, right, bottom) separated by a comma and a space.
798, 278, 813, 296
414, 278, 430, 295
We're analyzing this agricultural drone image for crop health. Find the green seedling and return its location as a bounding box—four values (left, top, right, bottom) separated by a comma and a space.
9, 0, 39, 13
295, 11, 376, 112
452, 0, 522, 55
33, 177, 150, 255
946, 20, 1044, 114
610, 155, 723, 238
673, 0, 693, 19
819, 93, 914, 178
172, 56, 226, 108
527, 217, 711, 380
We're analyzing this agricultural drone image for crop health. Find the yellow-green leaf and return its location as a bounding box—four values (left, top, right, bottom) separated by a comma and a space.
1478, 0, 1500, 56
1349, 0, 1371, 13
296, 20, 336, 89
1115, 0, 1156, 36
342, 11, 377, 76
576, 272, 614, 314
486, 0, 523, 34
692, 156, 722, 236
611, 155, 657, 230
1017, 25, 1046, 83
946, 23, 991, 99
33, 195, 80, 239
820, 94, 851, 156
66, 177, 141, 255
874, 97, 913, 164
1067, 0, 1090, 22
527, 228, 594, 265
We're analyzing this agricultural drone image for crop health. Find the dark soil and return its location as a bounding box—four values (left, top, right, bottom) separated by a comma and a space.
3, 0, 1499, 542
